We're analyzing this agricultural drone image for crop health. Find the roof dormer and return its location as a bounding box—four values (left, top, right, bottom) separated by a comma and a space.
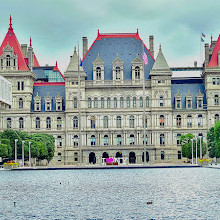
132, 54, 143, 80
112, 54, 124, 81
93, 54, 104, 81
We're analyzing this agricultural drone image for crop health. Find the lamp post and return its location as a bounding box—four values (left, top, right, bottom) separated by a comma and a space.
15, 139, 18, 163
195, 138, 198, 164
199, 136, 202, 159
22, 140, 25, 167
29, 142, 31, 168
191, 139, 194, 164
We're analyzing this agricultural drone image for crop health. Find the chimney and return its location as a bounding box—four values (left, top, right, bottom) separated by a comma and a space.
194, 61, 197, 67
212, 40, 217, 49
27, 46, 33, 71
21, 44, 28, 57
149, 35, 154, 58
82, 37, 88, 58
204, 43, 209, 67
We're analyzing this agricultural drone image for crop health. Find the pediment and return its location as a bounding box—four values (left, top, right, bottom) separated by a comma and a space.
112, 54, 124, 65
93, 54, 104, 65
132, 54, 142, 64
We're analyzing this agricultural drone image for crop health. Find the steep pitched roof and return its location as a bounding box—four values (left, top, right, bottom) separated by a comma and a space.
33, 52, 40, 67
0, 17, 29, 71
207, 34, 220, 67
66, 47, 83, 73
152, 46, 170, 70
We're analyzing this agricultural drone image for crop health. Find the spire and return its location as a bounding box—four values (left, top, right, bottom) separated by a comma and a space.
210, 34, 213, 48
30, 37, 32, 47
56, 61, 58, 67
98, 29, 100, 36
9, 15, 13, 30
137, 29, 139, 35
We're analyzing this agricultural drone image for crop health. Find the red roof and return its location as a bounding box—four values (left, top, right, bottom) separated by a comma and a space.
0, 25, 29, 71
207, 34, 220, 67
53, 61, 65, 80
33, 52, 40, 67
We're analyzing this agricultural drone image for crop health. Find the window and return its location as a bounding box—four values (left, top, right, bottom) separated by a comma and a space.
213, 78, 216, 85
46, 117, 51, 129
107, 97, 111, 108
114, 97, 117, 108
73, 135, 78, 147
198, 100, 202, 108
74, 152, 78, 161
120, 97, 124, 108
187, 100, 192, 108
116, 116, 121, 128
133, 97, 136, 107
161, 151, 165, 160
176, 100, 181, 109
57, 101, 62, 111
177, 134, 181, 145
17, 82, 20, 90
160, 115, 165, 127
88, 98, 92, 108
36, 117, 40, 129
57, 136, 62, 147
198, 114, 203, 127
143, 117, 147, 128
217, 78, 220, 85
103, 116, 108, 128
7, 118, 11, 129
215, 114, 219, 124
21, 82, 24, 90
104, 135, 109, 145
96, 67, 101, 80
74, 98, 77, 108
143, 134, 148, 145
129, 115, 134, 128
130, 134, 135, 145
178, 151, 182, 160
160, 134, 165, 145
19, 98, 23, 109
94, 98, 98, 108
135, 66, 140, 79
117, 134, 122, 145
126, 97, 130, 108
116, 66, 121, 79
6, 55, 10, 67
17, 81, 24, 91
19, 117, 24, 129
57, 117, 62, 130
160, 96, 164, 107
214, 95, 219, 105
14, 59, 16, 66
36, 102, 40, 111
187, 115, 192, 128
146, 97, 149, 107
46, 102, 51, 111
176, 115, 181, 127
73, 116, 78, 128
91, 116, 95, 129
91, 135, 96, 146
140, 97, 143, 107
101, 97, 104, 108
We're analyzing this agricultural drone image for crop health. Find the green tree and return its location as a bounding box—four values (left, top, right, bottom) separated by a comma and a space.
208, 123, 220, 158
0, 138, 11, 158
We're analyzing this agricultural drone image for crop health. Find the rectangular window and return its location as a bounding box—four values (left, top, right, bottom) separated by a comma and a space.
213, 78, 216, 85
187, 100, 191, 108
17, 82, 20, 90
21, 81, 24, 90
217, 78, 220, 85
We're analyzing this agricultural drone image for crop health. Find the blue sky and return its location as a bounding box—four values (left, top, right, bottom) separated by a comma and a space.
0, 0, 219, 73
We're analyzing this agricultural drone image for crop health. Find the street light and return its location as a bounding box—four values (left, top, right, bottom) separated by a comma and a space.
191, 139, 194, 164
15, 139, 18, 163
29, 142, 31, 168
195, 138, 198, 165
199, 136, 202, 159
22, 140, 25, 167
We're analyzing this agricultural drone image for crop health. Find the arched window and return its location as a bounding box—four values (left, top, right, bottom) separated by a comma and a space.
57, 117, 62, 130
57, 135, 62, 147
116, 116, 121, 128
215, 114, 219, 124
101, 97, 104, 108
177, 133, 181, 145
88, 98, 92, 108
146, 97, 149, 107
103, 116, 108, 128
214, 95, 219, 105
96, 67, 101, 80
73, 116, 78, 128
94, 98, 98, 108
160, 115, 165, 127
114, 97, 117, 108
130, 134, 135, 145
133, 97, 136, 107
19, 117, 24, 129
160, 96, 164, 107
6, 55, 10, 67
143, 134, 148, 145
126, 97, 130, 108
117, 134, 122, 145
178, 151, 182, 159
198, 114, 203, 127
36, 117, 40, 129
129, 115, 134, 128
7, 118, 11, 129
120, 97, 124, 108
74, 97, 77, 108
140, 97, 143, 107
107, 97, 111, 108
161, 151, 165, 160
135, 66, 140, 79
176, 115, 181, 127
160, 134, 165, 145
91, 135, 96, 146
116, 66, 121, 79
104, 135, 109, 145
198, 133, 203, 137
187, 115, 192, 128
19, 98, 23, 109
46, 117, 51, 129
91, 116, 95, 129
73, 135, 78, 147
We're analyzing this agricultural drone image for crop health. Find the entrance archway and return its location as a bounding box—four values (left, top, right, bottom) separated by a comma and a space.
116, 152, 123, 163
129, 152, 136, 164
89, 152, 96, 164
142, 151, 149, 162
102, 152, 109, 158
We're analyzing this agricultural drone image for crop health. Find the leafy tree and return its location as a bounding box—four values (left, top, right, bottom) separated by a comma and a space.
208, 123, 220, 158
0, 138, 11, 158
214, 121, 220, 143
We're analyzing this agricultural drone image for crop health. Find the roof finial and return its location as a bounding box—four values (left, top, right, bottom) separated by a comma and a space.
210, 34, 213, 48
137, 29, 139, 35
159, 44, 162, 51
56, 61, 58, 67
74, 46, 76, 53
30, 37, 32, 47
9, 15, 13, 30
98, 29, 100, 36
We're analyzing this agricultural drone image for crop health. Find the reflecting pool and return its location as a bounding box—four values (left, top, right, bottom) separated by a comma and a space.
0, 168, 219, 219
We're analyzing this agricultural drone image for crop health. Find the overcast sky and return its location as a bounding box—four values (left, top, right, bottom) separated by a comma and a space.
0, 0, 219, 73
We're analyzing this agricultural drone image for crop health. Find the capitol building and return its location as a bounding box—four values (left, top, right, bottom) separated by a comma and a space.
0, 17, 219, 165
